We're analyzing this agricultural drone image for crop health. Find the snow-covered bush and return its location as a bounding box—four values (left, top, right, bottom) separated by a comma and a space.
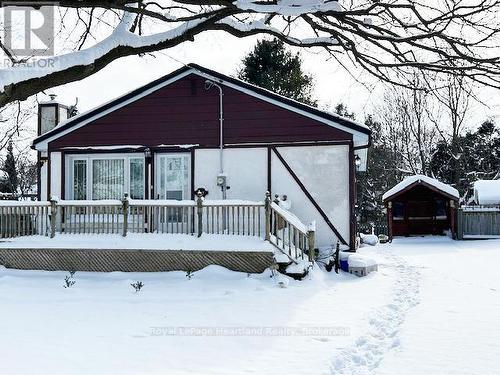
63, 272, 76, 288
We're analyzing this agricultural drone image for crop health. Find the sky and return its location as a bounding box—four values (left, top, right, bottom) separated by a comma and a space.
49, 30, 500, 132
50, 31, 388, 123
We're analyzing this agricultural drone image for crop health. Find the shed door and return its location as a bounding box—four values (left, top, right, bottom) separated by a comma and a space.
407, 200, 433, 234
156, 154, 191, 200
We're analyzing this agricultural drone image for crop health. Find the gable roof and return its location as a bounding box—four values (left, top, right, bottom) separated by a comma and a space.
32, 63, 371, 150
382, 175, 460, 202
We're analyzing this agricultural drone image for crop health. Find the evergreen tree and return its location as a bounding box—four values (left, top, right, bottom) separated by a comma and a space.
356, 115, 403, 223
431, 119, 500, 198
334, 103, 356, 120
2, 141, 18, 194
238, 39, 317, 106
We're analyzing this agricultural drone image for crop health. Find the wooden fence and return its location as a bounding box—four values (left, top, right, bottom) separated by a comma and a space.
457, 206, 500, 239
358, 221, 388, 236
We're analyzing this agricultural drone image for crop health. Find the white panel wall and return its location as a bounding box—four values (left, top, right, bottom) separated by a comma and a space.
40, 160, 48, 201
272, 145, 351, 248
195, 145, 351, 248
195, 148, 267, 201
50, 152, 62, 199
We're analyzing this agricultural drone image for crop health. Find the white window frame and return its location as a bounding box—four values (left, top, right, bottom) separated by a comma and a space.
154, 152, 191, 200
66, 153, 145, 200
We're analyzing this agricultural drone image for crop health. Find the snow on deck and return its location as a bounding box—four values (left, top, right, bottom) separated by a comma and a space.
0, 233, 274, 252
382, 174, 459, 201
474, 179, 500, 205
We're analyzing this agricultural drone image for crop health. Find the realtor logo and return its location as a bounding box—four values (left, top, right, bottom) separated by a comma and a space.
3, 2, 55, 56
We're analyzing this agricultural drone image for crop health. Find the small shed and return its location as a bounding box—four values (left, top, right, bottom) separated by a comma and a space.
473, 180, 500, 205
382, 175, 460, 240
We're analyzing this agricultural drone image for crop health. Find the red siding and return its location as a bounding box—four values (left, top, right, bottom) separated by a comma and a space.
49, 74, 352, 149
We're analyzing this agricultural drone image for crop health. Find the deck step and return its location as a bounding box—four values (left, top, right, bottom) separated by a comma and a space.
274, 252, 292, 265
279, 260, 312, 280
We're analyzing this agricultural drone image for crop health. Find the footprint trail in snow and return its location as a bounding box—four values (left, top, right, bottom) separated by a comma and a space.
331, 251, 420, 374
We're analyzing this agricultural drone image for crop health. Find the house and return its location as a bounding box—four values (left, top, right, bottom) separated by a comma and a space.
382, 175, 459, 240
31, 64, 371, 251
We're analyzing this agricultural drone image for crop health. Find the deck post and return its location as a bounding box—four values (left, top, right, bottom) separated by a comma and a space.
457, 207, 463, 240
196, 191, 203, 237
49, 197, 57, 238
307, 229, 315, 262
450, 199, 456, 239
122, 193, 129, 237
387, 201, 393, 242
265, 191, 271, 241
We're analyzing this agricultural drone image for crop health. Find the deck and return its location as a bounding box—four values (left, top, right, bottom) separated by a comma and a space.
0, 194, 315, 274
0, 234, 275, 273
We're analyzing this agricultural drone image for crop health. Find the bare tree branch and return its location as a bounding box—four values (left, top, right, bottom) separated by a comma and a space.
0, 0, 500, 106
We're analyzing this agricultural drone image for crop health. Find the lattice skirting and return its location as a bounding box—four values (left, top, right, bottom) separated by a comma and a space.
0, 248, 275, 273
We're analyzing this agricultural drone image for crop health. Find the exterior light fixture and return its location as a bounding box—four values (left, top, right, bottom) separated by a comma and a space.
144, 147, 152, 159
354, 154, 362, 169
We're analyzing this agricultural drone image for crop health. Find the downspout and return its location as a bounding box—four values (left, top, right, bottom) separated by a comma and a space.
205, 79, 228, 232
205, 80, 224, 175
205, 79, 228, 201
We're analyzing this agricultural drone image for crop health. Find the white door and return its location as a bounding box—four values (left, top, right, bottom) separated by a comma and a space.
156, 154, 191, 200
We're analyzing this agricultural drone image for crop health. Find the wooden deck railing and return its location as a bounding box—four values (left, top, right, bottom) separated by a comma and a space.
0, 193, 265, 239
0, 201, 51, 238
0, 192, 316, 262
265, 193, 315, 262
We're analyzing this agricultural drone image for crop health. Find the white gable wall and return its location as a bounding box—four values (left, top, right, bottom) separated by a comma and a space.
195, 145, 351, 248
272, 145, 350, 248
195, 148, 267, 202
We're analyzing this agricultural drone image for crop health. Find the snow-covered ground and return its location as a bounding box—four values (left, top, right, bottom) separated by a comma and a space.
376, 237, 500, 375
0, 236, 499, 374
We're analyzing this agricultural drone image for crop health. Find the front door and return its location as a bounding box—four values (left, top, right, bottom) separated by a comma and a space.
156, 153, 191, 200
154, 154, 191, 230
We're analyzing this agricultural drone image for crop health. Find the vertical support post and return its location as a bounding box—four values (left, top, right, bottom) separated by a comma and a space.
122, 193, 129, 237
457, 206, 463, 240
197, 191, 203, 238
387, 201, 393, 242
450, 199, 456, 240
307, 228, 315, 262
265, 191, 271, 241
49, 197, 57, 238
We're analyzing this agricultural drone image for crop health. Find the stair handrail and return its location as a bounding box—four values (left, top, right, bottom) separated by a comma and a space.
265, 192, 315, 262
